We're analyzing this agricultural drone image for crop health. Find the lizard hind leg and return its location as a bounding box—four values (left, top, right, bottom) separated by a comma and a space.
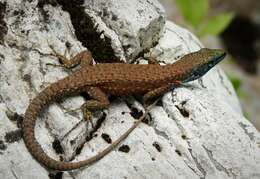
81, 87, 110, 128
49, 45, 94, 69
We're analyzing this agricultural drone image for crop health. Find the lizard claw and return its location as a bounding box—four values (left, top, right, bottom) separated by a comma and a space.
82, 108, 95, 128
64, 107, 81, 114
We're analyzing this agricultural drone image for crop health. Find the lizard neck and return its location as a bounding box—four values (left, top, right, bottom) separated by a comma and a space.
163, 63, 191, 84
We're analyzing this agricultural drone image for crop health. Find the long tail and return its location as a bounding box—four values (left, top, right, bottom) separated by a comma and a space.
22, 78, 144, 171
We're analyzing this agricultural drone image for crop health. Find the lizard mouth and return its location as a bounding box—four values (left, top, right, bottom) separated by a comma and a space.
197, 51, 226, 78
208, 51, 226, 67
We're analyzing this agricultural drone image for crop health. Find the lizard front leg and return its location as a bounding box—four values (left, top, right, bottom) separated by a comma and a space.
143, 81, 182, 105
143, 86, 170, 105
81, 87, 109, 127
49, 45, 94, 68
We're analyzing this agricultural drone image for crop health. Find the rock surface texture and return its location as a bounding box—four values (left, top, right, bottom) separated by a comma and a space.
0, 0, 259, 179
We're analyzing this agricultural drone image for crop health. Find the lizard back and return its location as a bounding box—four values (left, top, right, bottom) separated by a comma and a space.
77, 63, 177, 95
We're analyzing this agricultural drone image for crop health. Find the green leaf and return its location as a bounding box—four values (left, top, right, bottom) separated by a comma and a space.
198, 12, 234, 37
229, 75, 245, 98
176, 0, 208, 26
230, 76, 241, 92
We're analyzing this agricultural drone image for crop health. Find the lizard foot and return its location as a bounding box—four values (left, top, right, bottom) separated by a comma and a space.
81, 105, 94, 128
63, 106, 94, 128
48, 43, 93, 69
49, 46, 72, 68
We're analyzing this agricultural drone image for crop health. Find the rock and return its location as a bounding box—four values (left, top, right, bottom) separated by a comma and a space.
0, 0, 259, 179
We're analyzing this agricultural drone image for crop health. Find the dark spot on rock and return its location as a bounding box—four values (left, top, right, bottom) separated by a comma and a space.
102, 7, 109, 17
0, 2, 7, 45
118, 144, 130, 153
0, 140, 7, 150
151, 157, 155, 161
5, 111, 24, 129
123, 34, 129, 38
0, 53, 5, 63
52, 138, 64, 154
124, 100, 144, 120
101, 133, 112, 144
13, 10, 20, 16
112, 14, 118, 21
75, 143, 84, 155
93, 133, 98, 137
93, 112, 106, 132
130, 107, 143, 119
181, 134, 187, 140
137, 9, 144, 15
142, 113, 152, 125
20, 9, 25, 16
48, 172, 63, 179
86, 112, 107, 142
121, 111, 126, 115
65, 41, 72, 49
22, 74, 31, 82
181, 100, 187, 106
121, 120, 125, 123
136, 48, 150, 60
70, 139, 76, 146
122, 44, 132, 52
4, 129, 22, 143
175, 149, 182, 156
175, 105, 189, 118
152, 141, 162, 152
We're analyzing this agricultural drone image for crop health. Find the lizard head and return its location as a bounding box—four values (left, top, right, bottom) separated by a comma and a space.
180, 48, 226, 83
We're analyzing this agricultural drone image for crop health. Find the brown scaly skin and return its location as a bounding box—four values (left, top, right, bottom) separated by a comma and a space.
22, 48, 226, 171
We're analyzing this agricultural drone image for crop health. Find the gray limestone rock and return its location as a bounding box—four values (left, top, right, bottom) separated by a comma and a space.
0, 0, 259, 179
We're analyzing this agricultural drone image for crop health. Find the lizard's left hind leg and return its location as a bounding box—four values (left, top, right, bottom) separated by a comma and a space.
81, 87, 110, 127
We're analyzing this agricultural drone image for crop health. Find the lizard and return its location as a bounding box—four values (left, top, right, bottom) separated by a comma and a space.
22, 47, 226, 171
